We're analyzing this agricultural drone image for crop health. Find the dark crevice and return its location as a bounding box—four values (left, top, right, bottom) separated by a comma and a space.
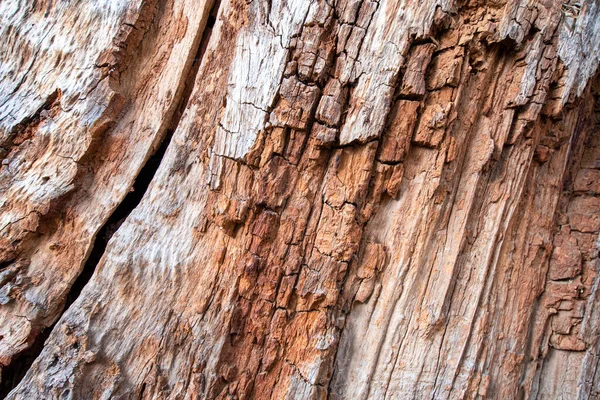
0, 1, 222, 398
68, 0, 220, 316
0, 261, 11, 273
0, 328, 50, 399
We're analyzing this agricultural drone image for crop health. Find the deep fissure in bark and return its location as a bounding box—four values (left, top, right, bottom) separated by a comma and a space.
0, 2, 221, 397
0, 329, 49, 399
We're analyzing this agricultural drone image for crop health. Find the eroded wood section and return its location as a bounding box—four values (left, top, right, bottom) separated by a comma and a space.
1, 0, 600, 398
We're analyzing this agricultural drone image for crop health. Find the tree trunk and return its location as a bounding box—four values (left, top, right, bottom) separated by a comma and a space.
1, 0, 600, 398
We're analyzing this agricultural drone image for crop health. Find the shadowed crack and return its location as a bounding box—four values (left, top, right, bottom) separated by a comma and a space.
0, 0, 221, 397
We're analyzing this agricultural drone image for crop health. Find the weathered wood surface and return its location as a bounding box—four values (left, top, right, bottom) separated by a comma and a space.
1, 0, 600, 398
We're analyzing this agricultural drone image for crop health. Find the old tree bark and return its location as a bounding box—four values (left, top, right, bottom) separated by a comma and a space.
1, 0, 600, 398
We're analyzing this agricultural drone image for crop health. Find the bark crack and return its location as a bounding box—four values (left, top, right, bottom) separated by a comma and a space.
0, 0, 221, 396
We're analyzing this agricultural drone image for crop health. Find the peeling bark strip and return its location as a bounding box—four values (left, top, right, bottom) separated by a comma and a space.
1, 0, 600, 399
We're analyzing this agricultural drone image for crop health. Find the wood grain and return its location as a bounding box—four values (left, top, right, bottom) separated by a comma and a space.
1, 0, 599, 398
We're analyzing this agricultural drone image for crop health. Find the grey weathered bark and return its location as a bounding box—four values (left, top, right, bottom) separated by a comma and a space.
0, 0, 599, 398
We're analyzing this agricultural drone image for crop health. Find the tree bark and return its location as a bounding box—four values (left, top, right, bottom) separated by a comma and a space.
1, 0, 600, 398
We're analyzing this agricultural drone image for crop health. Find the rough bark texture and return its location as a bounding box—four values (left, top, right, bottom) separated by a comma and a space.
0, 0, 599, 398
